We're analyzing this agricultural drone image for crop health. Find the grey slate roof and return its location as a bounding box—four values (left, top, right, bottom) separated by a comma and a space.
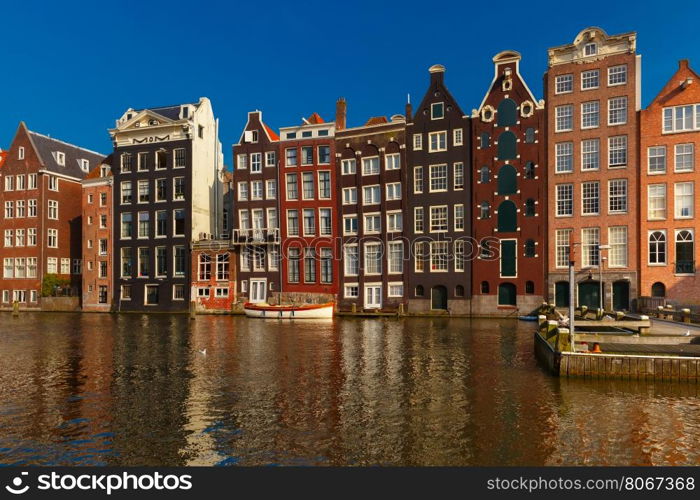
27, 129, 106, 180
134, 103, 198, 121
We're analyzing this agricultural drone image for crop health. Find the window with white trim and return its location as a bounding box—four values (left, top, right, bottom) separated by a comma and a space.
428, 131, 447, 152
343, 245, 358, 276
581, 138, 599, 171
608, 97, 627, 125
362, 185, 380, 205
581, 69, 599, 90
386, 182, 401, 200
581, 101, 599, 128
674, 182, 694, 218
581, 227, 600, 267
388, 242, 403, 273
453, 128, 463, 146
413, 166, 423, 193
647, 184, 666, 220
608, 136, 627, 167
385, 153, 400, 170
648, 146, 666, 174
364, 243, 382, 274
555, 229, 572, 268
343, 215, 358, 235
453, 162, 464, 189
674, 143, 694, 172
608, 179, 627, 214
429, 164, 448, 192
582, 181, 599, 215
555, 105, 573, 132
556, 184, 573, 216
413, 134, 422, 150
430, 241, 448, 271
608, 226, 628, 267
341, 158, 356, 175
556, 142, 573, 173
47, 229, 58, 248
608, 65, 627, 86
555, 74, 573, 94
430, 206, 448, 232
250, 152, 262, 173
454, 204, 464, 231
363, 214, 380, 234
648, 231, 666, 264
663, 104, 700, 133
342, 187, 357, 205
414, 207, 424, 233
362, 156, 380, 175
387, 211, 402, 232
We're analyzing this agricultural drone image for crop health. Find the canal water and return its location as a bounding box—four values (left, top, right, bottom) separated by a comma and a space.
0, 313, 698, 466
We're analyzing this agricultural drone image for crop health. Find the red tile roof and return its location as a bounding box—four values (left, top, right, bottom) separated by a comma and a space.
306, 112, 325, 124
364, 116, 389, 126
264, 124, 279, 141
0, 151, 7, 169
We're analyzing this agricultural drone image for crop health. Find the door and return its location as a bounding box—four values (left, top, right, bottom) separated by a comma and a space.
252, 209, 264, 241
364, 285, 382, 309
431, 285, 448, 310
555, 281, 570, 307
612, 280, 630, 311
578, 281, 599, 309
498, 282, 516, 306
250, 279, 267, 303
500, 240, 517, 276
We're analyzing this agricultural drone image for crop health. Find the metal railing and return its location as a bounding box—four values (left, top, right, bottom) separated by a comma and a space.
232, 228, 280, 244
674, 260, 695, 274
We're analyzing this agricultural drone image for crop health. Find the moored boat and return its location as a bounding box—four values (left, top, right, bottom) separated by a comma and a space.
243, 302, 334, 319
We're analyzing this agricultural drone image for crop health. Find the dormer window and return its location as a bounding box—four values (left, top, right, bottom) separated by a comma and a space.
584, 43, 597, 56
100, 165, 110, 177
80, 159, 90, 172
182, 106, 189, 119
56, 152, 65, 166
127, 113, 133, 120
18, 147, 25, 160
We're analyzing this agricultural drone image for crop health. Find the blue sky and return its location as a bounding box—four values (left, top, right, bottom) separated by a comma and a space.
1, 0, 698, 167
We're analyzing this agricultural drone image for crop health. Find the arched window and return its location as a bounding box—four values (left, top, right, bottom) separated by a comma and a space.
479, 166, 490, 183
649, 231, 666, 264
651, 282, 666, 298
524, 239, 536, 257
480, 132, 490, 149
675, 230, 694, 273
497, 99, 517, 127
525, 198, 536, 216
497, 131, 517, 160
524, 161, 535, 179
455, 285, 465, 297
481, 281, 490, 293
415, 285, 424, 297
480, 201, 491, 219
498, 282, 517, 306
497, 164, 517, 195
497, 200, 517, 232
525, 128, 535, 143
525, 281, 535, 294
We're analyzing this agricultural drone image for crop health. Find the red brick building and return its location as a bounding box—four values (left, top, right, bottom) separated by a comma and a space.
1, 122, 104, 309
190, 240, 236, 312
471, 51, 546, 315
278, 113, 338, 301
545, 28, 640, 311
640, 59, 700, 303
82, 159, 113, 311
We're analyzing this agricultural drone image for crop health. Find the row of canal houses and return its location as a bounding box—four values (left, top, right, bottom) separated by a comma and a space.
2, 27, 700, 315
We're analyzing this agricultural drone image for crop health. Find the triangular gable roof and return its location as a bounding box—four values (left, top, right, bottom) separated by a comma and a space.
646, 59, 700, 108
264, 124, 279, 141
413, 65, 466, 120
475, 50, 543, 113
118, 108, 180, 130
234, 110, 279, 146
306, 112, 324, 124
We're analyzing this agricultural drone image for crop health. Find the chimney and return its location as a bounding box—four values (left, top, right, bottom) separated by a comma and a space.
679, 59, 690, 70
335, 97, 347, 131
429, 64, 446, 85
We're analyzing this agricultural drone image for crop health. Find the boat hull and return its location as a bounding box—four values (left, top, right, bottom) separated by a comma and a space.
243, 302, 334, 319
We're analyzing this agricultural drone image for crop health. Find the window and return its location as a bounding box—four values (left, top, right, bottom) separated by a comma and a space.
342, 187, 357, 205
364, 214, 380, 234
60, 258, 70, 275
318, 171, 331, 199
47, 229, 58, 248
304, 248, 316, 283
362, 156, 380, 175
555, 229, 572, 268
524, 239, 536, 258
121, 213, 133, 238
318, 146, 331, 165
18, 146, 25, 160
303, 209, 315, 235
265, 179, 277, 199
414, 166, 423, 193
430, 206, 448, 232
28, 174, 37, 189
344, 245, 359, 276
649, 231, 666, 264
386, 182, 401, 200
250, 180, 263, 200
608, 65, 627, 86
137, 152, 149, 171
675, 182, 694, 218
389, 283, 404, 297
319, 208, 332, 236
28, 228, 37, 246
608, 136, 627, 167
388, 242, 403, 274
555, 74, 573, 94
120, 248, 132, 277
555, 105, 573, 132
301, 146, 313, 165
454, 204, 464, 230
581, 69, 599, 90
174, 246, 186, 276
480, 133, 490, 148
580, 138, 600, 171
581, 101, 599, 128
285, 148, 297, 167
319, 248, 333, 284
430, 241, 448, 271
385, 153, 400, 170
16, 200, 25, 218
582, 182, 599, 215
556, 142, 573, 173
99, 192, 107, 207
663, 104, 700, 133
364, 243, 382, 274
675, 230, 694, 273
479, 166, 490, 183
287, 210, 299, 236
138, 247, 150, 277
387, 211, 402, 232
609, 179, 628, 214
267, 208, 278, 229
428, 131, 447, 152
4, 258, 14, 278
3, 230, 11, 247
285, 173, 298, 200
120, 181, 133, 204
99, 260, 108, 278
49, 176, 58, 191
16, 229, 25, 246
15, 175, 25, 190
153, 149, 166, 170
454, 241, 465, 272
341, 158, 356, 175
343, 215, 358, 235
99, 238, 108, 255
4, 175, 13, 191
648, 184, 666, 220
145, 285, 159, 305
431, 102, 444, 119
453, 162, 464, 189
4, 201, 13, 218
556, 184, 573, 216
413, 134, 422, 150
675, 144, 694, 172
344, 285, 359, 298
174, 209, 185, 236
137, 179, 149, 203
584, 42, 597, 56
525, 199, 536, 217
648, 146, 666, 174
138, 212, 150, 238
581, 227, 600, 267
609, 226, 628, 267
429, 164, 448, 192
174, 148, 186, 168
480, 201, 490, 219
363, 185, 380, 205
198, 254, 211, 280
173, 177, 185, 200
414, 207, 424, 233
250, 152, 262, 173
608, 97, 627, 125
525, 128, 536, 144
27, 258, 37, 278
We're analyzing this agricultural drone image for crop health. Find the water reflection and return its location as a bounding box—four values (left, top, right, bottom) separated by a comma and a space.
0, 313, 698, 466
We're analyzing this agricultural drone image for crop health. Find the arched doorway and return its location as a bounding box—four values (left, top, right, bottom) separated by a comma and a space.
651, 282, 666, 298
431, 285, 447, 310
612, 280, 630, 311
497, 200, 517, 233
578, 281, 600, 309
497, 165, 517, 195
555, 281, 570, 307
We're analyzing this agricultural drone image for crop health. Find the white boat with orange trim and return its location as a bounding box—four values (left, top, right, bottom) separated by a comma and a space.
242, 301, 334, 319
